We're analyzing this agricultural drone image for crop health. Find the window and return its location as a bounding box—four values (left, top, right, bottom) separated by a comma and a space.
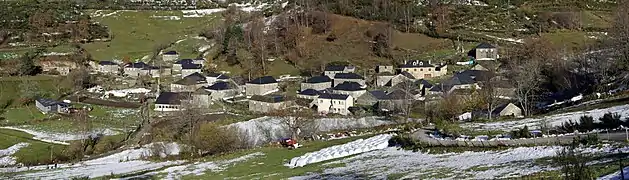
420, 68, 423, 71
413, 69, 417, 72
428, 68, 432, 71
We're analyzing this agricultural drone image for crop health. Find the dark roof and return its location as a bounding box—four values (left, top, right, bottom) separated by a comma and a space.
333, 82, 364, 91
141, 65, 159, 70
369, 90, 387, 99
207, 81, 235, 90
175, 59, 194, 65
400, 60, 434, 68
250, 95, 286, 103
318, 93, 350, 100
383, 89, 413, 100
325, 65, 346, 71
248, 76, 277, 84
445, 74, 476, 86
181, 63, 202, 69
155, 92, 182, 105
429, 84, 450, 93
305, 76, 331, 83
184, 72, 207, 81
298, 89, 321, 96
36, 98, 69, 107
125, 62, 149, 69
417, 79, 434, 89
193, 88, 212, 95
99, 61, 117, 65
475, 42, 496, 49
205, 72, 222, 77
164, 51, 178, 55
400, 71, 416, 79
334, 73, 363, 80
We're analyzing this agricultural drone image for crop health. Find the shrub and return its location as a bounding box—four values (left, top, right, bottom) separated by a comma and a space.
577, 115, 595, 132
93, 138, 118, 154
510, 126, 532, 139
192, 122, 241, 156
599, 112, 622, 129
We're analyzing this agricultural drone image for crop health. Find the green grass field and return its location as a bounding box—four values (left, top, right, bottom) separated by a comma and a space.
83, 10, 220, 61
0, 75, 63, 107
0, 128, 66, 165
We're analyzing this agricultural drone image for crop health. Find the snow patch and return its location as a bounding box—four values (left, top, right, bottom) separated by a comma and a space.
0, 143, 30, 166
287, 134, 393, 167
0, 127, 119, 144
484, 34, 523, 43
150, 15, 181, 20
462, 104, 629, 131
3, 142, 182, 179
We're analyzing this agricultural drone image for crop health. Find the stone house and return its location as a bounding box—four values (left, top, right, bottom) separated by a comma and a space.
316, 93, 353, 115
154, 92, 191, 112
297, 89, 321, 100
376, 65, 394, 74
173, 59, 194, 72
35, 98, 70, 114
376, 72, 414, 87
324, 65, 355, 79
124, 62, 159, 77
191, 89, 212, 108
378, 89, 414, 112
246, 76, 279, 97
205, 81, 240, 100
356, 90, 387, 106
162, 51, 179, 62
249, 95, 289, 113
181, 63, 203, 78
205, 72, 230, 85
301, 76, 332, 91
399, 60, 447, 79
170, 72, 208, 92
471, 42, 498, 61
332, 82, 366, 99
96, 61, 119, 74
477, 102, 523, 118
333, 73, 365, 87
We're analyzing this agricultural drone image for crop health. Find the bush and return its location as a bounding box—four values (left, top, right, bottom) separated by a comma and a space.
93, 138, 118, 154
510, 126, 532, 139
577, 115, 595, 132
388, 135, 415, 148
192, 122, 241, 156
599, 112, 622, 129
574, 134, 599, 146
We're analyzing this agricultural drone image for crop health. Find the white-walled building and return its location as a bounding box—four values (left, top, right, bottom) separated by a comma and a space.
316, 93, 354, 115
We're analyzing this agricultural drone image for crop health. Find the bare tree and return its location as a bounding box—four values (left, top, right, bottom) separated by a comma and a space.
477, 71, 507, 120
269, 108, 317, 141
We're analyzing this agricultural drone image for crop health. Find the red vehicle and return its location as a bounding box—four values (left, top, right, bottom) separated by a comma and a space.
280, 138, 301, 149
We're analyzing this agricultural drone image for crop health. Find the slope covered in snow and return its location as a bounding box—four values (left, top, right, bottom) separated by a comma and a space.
462, 104, 629, 131
599, 166, 629, 180
287, 134, 392, 167
0, 143, 30, 166
229, 116, 396, 147
1, 127, 119, 145
2, 142, 182, 179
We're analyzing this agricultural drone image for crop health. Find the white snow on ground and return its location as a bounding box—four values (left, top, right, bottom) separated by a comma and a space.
0, 143, 30, 166
1, 127, 119, 145
2, 142, 182, 179
462, 104, 629, 131
198, 44, 214, 52
484, 34, 524, 43
126, 152, 265, 180
42, 52, 72, 56
228, 116, 396, 147
599, 166, 629, 180
150, 15, 181, 20
293, 146, 564, 179
287, 134, 392, 167
182, 3, 269, 17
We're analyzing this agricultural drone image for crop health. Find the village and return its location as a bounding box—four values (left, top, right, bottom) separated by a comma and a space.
33, 42, 524, 123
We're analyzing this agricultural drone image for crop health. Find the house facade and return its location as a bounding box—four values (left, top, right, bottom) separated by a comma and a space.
246, 76, 279, 97
324, 65, 355, 79
205, 81, 240, 100
170, 73, 208, 92
376, 65, 394, 74
301, 76, 332, 91
332, 82, 366, 99
473, 43, 498, 61
356, 90, 386, 106
316, 94, 354, 115
162, 51, 180, 62
97, 61, 119, 74
248, 95, 289, 113
297, 89, 320, 100
376, 73, 413, 87
35, 98, 70, 114
154, 92, 186, 112
181, 63, 203, 78
377, 89, 414, 112
399, 60, 447, 79
494, 103, 522, 117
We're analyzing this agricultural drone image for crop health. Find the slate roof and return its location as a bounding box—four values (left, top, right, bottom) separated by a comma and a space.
400, 71, 416, 79
125, 62, 149, 69
164, 51, 178, 55
248, 76, 277, 84
99, 61, 117, 65
184, 72, 207, 81
369, 90, 387, 99
383, 89, 413, 100
141, 65, 159, 70
250, 95, 285, 103
175, 59, 194, 65
318, 93, 350, 100
475, 42, 496, 49
155, 92, 182, 105
175, 73, 207, 85
305, 76, 332, 83
298, 89, 321, 96
36, 98, 69, 107
181, 63, 202, 69
207, 81, 235, 90
334, 73, 363, 80
445, 74, 476, 86
417, 79, 434, 89
205, 72, 222, 77
400, 60, 434, 68
325, 65, 346, 71
333, 82, 364, 91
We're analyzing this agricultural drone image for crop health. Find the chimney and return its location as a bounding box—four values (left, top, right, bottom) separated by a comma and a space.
428, 60, 432, 65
